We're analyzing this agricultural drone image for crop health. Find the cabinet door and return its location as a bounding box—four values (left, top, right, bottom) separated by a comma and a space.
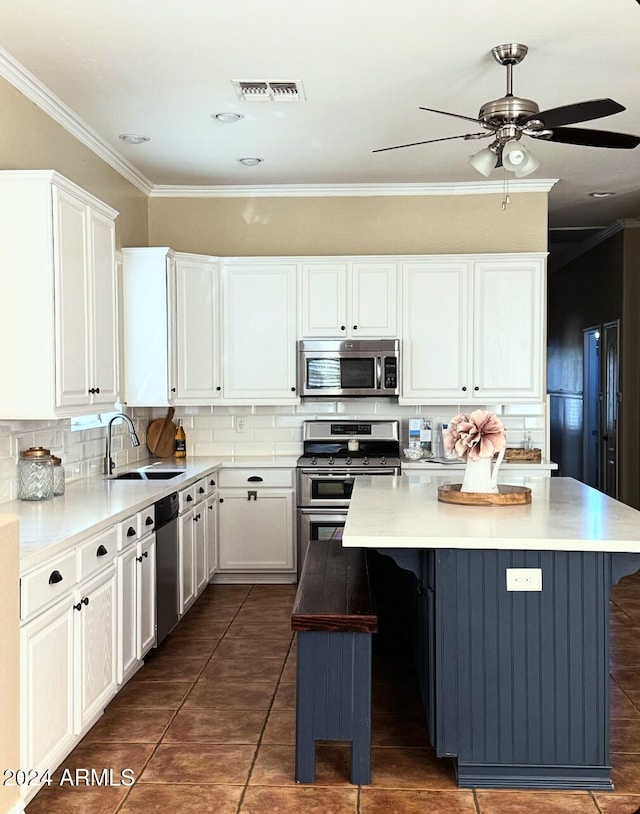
178, 508, 196, 615
472, 258, 545, 401
194, 504, 207, 596
138, 535, 156, 658
88, 210, 118, 405
223, 263, 298, 402
351, 262, 398, 337
54, 187, 90, 408
300, 263, 348, 337
217, 489, 295, 572
206, 495, 218, 580
20, 599, 75, 773
74, 566, 117, 731
117, 546, 137, 685
175, 256, 222, 402
401, 261, 472, 403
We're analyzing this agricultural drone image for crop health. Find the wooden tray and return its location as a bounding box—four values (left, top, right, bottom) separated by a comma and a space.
438, 483, 532, 506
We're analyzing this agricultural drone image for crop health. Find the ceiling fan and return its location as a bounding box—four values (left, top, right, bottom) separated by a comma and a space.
374, 43, 640, 177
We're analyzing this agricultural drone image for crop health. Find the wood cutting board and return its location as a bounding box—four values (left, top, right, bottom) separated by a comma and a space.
146, 407, 177, 458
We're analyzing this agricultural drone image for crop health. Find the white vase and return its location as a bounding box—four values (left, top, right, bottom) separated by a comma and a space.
460, 448, 505, 493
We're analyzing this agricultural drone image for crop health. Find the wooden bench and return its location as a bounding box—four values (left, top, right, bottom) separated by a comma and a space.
291, 539, 378, 785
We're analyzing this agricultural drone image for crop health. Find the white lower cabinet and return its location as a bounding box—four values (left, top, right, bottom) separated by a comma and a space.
179, 506, 196, 615
217, 470, 295, 579
20, 561, 117, 794
117, 532, 156, 685
206, 493, 218, 580
75, 565, 118, 730
20, 598, 75, 779
194, 497, 207, 596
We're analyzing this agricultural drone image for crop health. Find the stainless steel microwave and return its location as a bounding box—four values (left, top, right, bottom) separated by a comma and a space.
298, 339, 400, 398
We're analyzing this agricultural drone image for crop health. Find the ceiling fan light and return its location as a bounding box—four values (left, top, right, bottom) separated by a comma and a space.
502, 139, 527, 169
514, 151, 540, 177
469, 147, 498, 177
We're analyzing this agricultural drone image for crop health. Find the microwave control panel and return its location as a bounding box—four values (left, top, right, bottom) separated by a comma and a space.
384, 357, 398, 389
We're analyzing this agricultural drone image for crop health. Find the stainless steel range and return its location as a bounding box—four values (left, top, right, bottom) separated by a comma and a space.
296, 419, 401, 577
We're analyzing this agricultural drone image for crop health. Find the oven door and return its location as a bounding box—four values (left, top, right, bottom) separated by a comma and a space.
297, 508, 348, 578
298, 468, 394, 507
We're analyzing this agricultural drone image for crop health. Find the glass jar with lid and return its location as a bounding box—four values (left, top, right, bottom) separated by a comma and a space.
18, 447, 54, 501
52, 456, 65, 496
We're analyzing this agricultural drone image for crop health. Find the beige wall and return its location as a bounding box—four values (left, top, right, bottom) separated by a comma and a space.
148, 191, 548, 256
0, 516, 20, 814
0, 76, 148, 248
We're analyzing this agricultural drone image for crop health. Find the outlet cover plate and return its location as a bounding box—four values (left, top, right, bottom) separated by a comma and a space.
506, 567, 542, 592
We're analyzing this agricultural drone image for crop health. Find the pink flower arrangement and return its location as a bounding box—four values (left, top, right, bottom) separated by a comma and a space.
443, 410, 506, 461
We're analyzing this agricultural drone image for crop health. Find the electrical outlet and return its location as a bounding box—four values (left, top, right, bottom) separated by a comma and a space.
506, 567, 542, 592
236, 417, 247, 433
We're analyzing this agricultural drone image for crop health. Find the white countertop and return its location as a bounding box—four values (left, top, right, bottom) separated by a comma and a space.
342, 474, 640, 553
3, 455, 298, 573
401, 458, 557, 472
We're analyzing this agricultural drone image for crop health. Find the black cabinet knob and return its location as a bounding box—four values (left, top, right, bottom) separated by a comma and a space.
340, 325, 346, 331
219, 498, 224, 503
145, 516, 153, 526
208, 505, 213, 511
83, 596, 89, 606
96, 544, 108, 557
74, 601, 83, 611
474, 386, 479, 391
88, 387, 95, 394
353, 325, 358, 330
171, 387, 176, 393
291, 387, 296, 392
143, 550, 149, 558
209, 479, 216, 487
461, 386, 467, 392
199, 487, 205, 494
49, 570, 63, 585
216, 386, 221, 391
127, 526, 136, 537
95, 387, 100, 394
186, 494, 193, 502
136, 554, 143, 563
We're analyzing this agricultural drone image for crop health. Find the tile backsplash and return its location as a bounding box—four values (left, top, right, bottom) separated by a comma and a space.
0, 400, 548, 504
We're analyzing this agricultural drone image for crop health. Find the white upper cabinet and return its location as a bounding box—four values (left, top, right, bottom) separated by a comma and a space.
223, 261, 299, 403
0, 171, 118, 418
174, 254, 222, 403
401, 254, 546, 404
122, 247, 177, 406
301, 260, 398, 338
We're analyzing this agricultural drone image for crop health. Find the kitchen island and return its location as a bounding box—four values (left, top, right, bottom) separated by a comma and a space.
342, 474, 640, 790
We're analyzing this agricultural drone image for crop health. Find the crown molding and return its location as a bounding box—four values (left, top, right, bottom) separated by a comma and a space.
149, 179, 558, 198
0, 47, 153, 196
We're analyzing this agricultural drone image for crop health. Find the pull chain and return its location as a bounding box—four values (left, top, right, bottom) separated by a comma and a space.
502, 168, 510, 210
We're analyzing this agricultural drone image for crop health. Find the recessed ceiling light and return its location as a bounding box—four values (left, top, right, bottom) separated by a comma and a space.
589, 191, 615, 198
118, 134, 150, 144
237, 157, 264, 166
214, 112, 244, 124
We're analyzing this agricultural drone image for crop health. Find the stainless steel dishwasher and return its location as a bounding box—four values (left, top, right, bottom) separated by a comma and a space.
154, 491, 180, 646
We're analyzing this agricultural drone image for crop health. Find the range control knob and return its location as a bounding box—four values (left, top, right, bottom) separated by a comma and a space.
345, 456, 352, 465
328, 456, 335, 465
380, 456, 387, 465
363, 457, 369, 465
311, 456, 317, 465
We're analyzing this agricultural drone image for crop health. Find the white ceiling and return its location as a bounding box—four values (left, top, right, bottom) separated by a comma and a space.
2, 0, 640, 229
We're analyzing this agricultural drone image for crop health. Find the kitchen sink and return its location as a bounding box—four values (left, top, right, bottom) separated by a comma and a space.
109, 471, 181, 481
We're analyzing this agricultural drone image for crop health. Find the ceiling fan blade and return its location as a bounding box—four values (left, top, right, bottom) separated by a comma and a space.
541, 126, 640, 149
419, 106, 483, 124
530, 98, 625, 129
372, 132, 488, 153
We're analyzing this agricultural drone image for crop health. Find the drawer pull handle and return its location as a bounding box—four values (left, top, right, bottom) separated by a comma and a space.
186, 495, 193, 502
96, 544, 108, 557
199, 487, 205, 494
145, 516, 153, 526
247, 476, 263, 482
49, 570, 63, 585
127, 527, 136, 537
209, 479, 216, 486
247, 490, 258, 501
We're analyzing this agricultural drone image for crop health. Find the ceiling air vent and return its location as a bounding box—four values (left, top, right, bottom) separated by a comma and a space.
232, 80, 305, 102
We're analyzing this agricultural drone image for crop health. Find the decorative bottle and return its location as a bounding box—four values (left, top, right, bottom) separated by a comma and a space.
52, 456, 65, 496
175, 420, 186, 459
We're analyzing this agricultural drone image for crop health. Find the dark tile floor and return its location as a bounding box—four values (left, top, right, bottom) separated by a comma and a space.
26, 573, 640, 814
